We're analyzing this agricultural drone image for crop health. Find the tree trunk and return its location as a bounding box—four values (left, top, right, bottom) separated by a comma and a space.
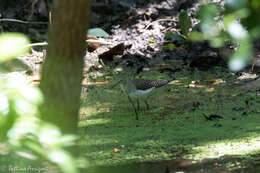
40, 0, 91, 134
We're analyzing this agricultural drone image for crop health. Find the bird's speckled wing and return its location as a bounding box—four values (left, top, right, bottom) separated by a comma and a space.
132, 79, 172, 90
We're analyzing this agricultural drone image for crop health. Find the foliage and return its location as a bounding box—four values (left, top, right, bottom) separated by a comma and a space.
190, 0, 260, 71
0, 33, 79, 173
179, 10, 192, 37
164, 0, 259, 72
164, 31, 186, 43
88, 28, 109, 38
0, 33, 30, 63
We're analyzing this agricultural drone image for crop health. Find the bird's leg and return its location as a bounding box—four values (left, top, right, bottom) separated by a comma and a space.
144, 100, 150, 110
131, 102, 139, 120
137, 99, 140, 111
127, 96, 139, 120
120, 84, 139, 120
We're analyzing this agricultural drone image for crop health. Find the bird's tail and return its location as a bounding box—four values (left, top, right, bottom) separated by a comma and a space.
153, 77, 175, 88
167, 77, 175, 84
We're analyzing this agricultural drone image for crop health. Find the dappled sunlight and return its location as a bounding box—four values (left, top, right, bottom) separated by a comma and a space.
193, 135, 260, 159
80, 106, 112, 117
78, 117, 112, 127
79, 75, 260, 166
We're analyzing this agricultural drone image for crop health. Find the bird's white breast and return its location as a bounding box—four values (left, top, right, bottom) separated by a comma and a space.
129, 87, 155, 98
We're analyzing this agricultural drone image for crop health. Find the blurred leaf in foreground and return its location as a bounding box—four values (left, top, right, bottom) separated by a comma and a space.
228, 38, 252, 71
0, 33, 30, 62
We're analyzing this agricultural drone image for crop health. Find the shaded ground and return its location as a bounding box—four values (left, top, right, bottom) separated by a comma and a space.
86, 156, 260, 173
1, 0, 260, 172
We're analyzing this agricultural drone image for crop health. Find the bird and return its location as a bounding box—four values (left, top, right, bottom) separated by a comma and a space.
112, 68, 175, 120
124, 78, 175, 118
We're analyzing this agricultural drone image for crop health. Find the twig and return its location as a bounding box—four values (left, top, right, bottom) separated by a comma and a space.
145, 18, 178, 30
49, 11, 52, 25
21, 39, 112, 49
0, 18, 48, 25
86, 39, 112, 45
28, 0, 38, 20
23, 42, 48, 49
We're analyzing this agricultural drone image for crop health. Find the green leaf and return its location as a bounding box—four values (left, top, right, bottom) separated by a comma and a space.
179, 10, 191, 36
251, 0, 260, 8
0, 58, 31, 73
197, 4, 220, 38
250, 26, 260, 39
48, 149, 79, 173
149, 39, 156, 44
164, 32, 185, 43
228, 38, 252, 71
59, 135, 78, 147
189, 31, 204, 41
20, 86, 43, 105
163, 43, 177, 51
22, 138, 46, 156
88, 28, 109, 38
0, 101, 18, 141
225, 0, 248, 12
226, 21, 248, 40
210, 36, 225, 47
197, 4, 219, 22
0, 33, 30, 63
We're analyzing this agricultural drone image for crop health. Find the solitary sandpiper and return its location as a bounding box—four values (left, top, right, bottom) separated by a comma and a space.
123, 78, 175, 119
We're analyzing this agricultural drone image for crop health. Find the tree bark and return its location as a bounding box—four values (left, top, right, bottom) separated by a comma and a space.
40, 0, 91, 134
